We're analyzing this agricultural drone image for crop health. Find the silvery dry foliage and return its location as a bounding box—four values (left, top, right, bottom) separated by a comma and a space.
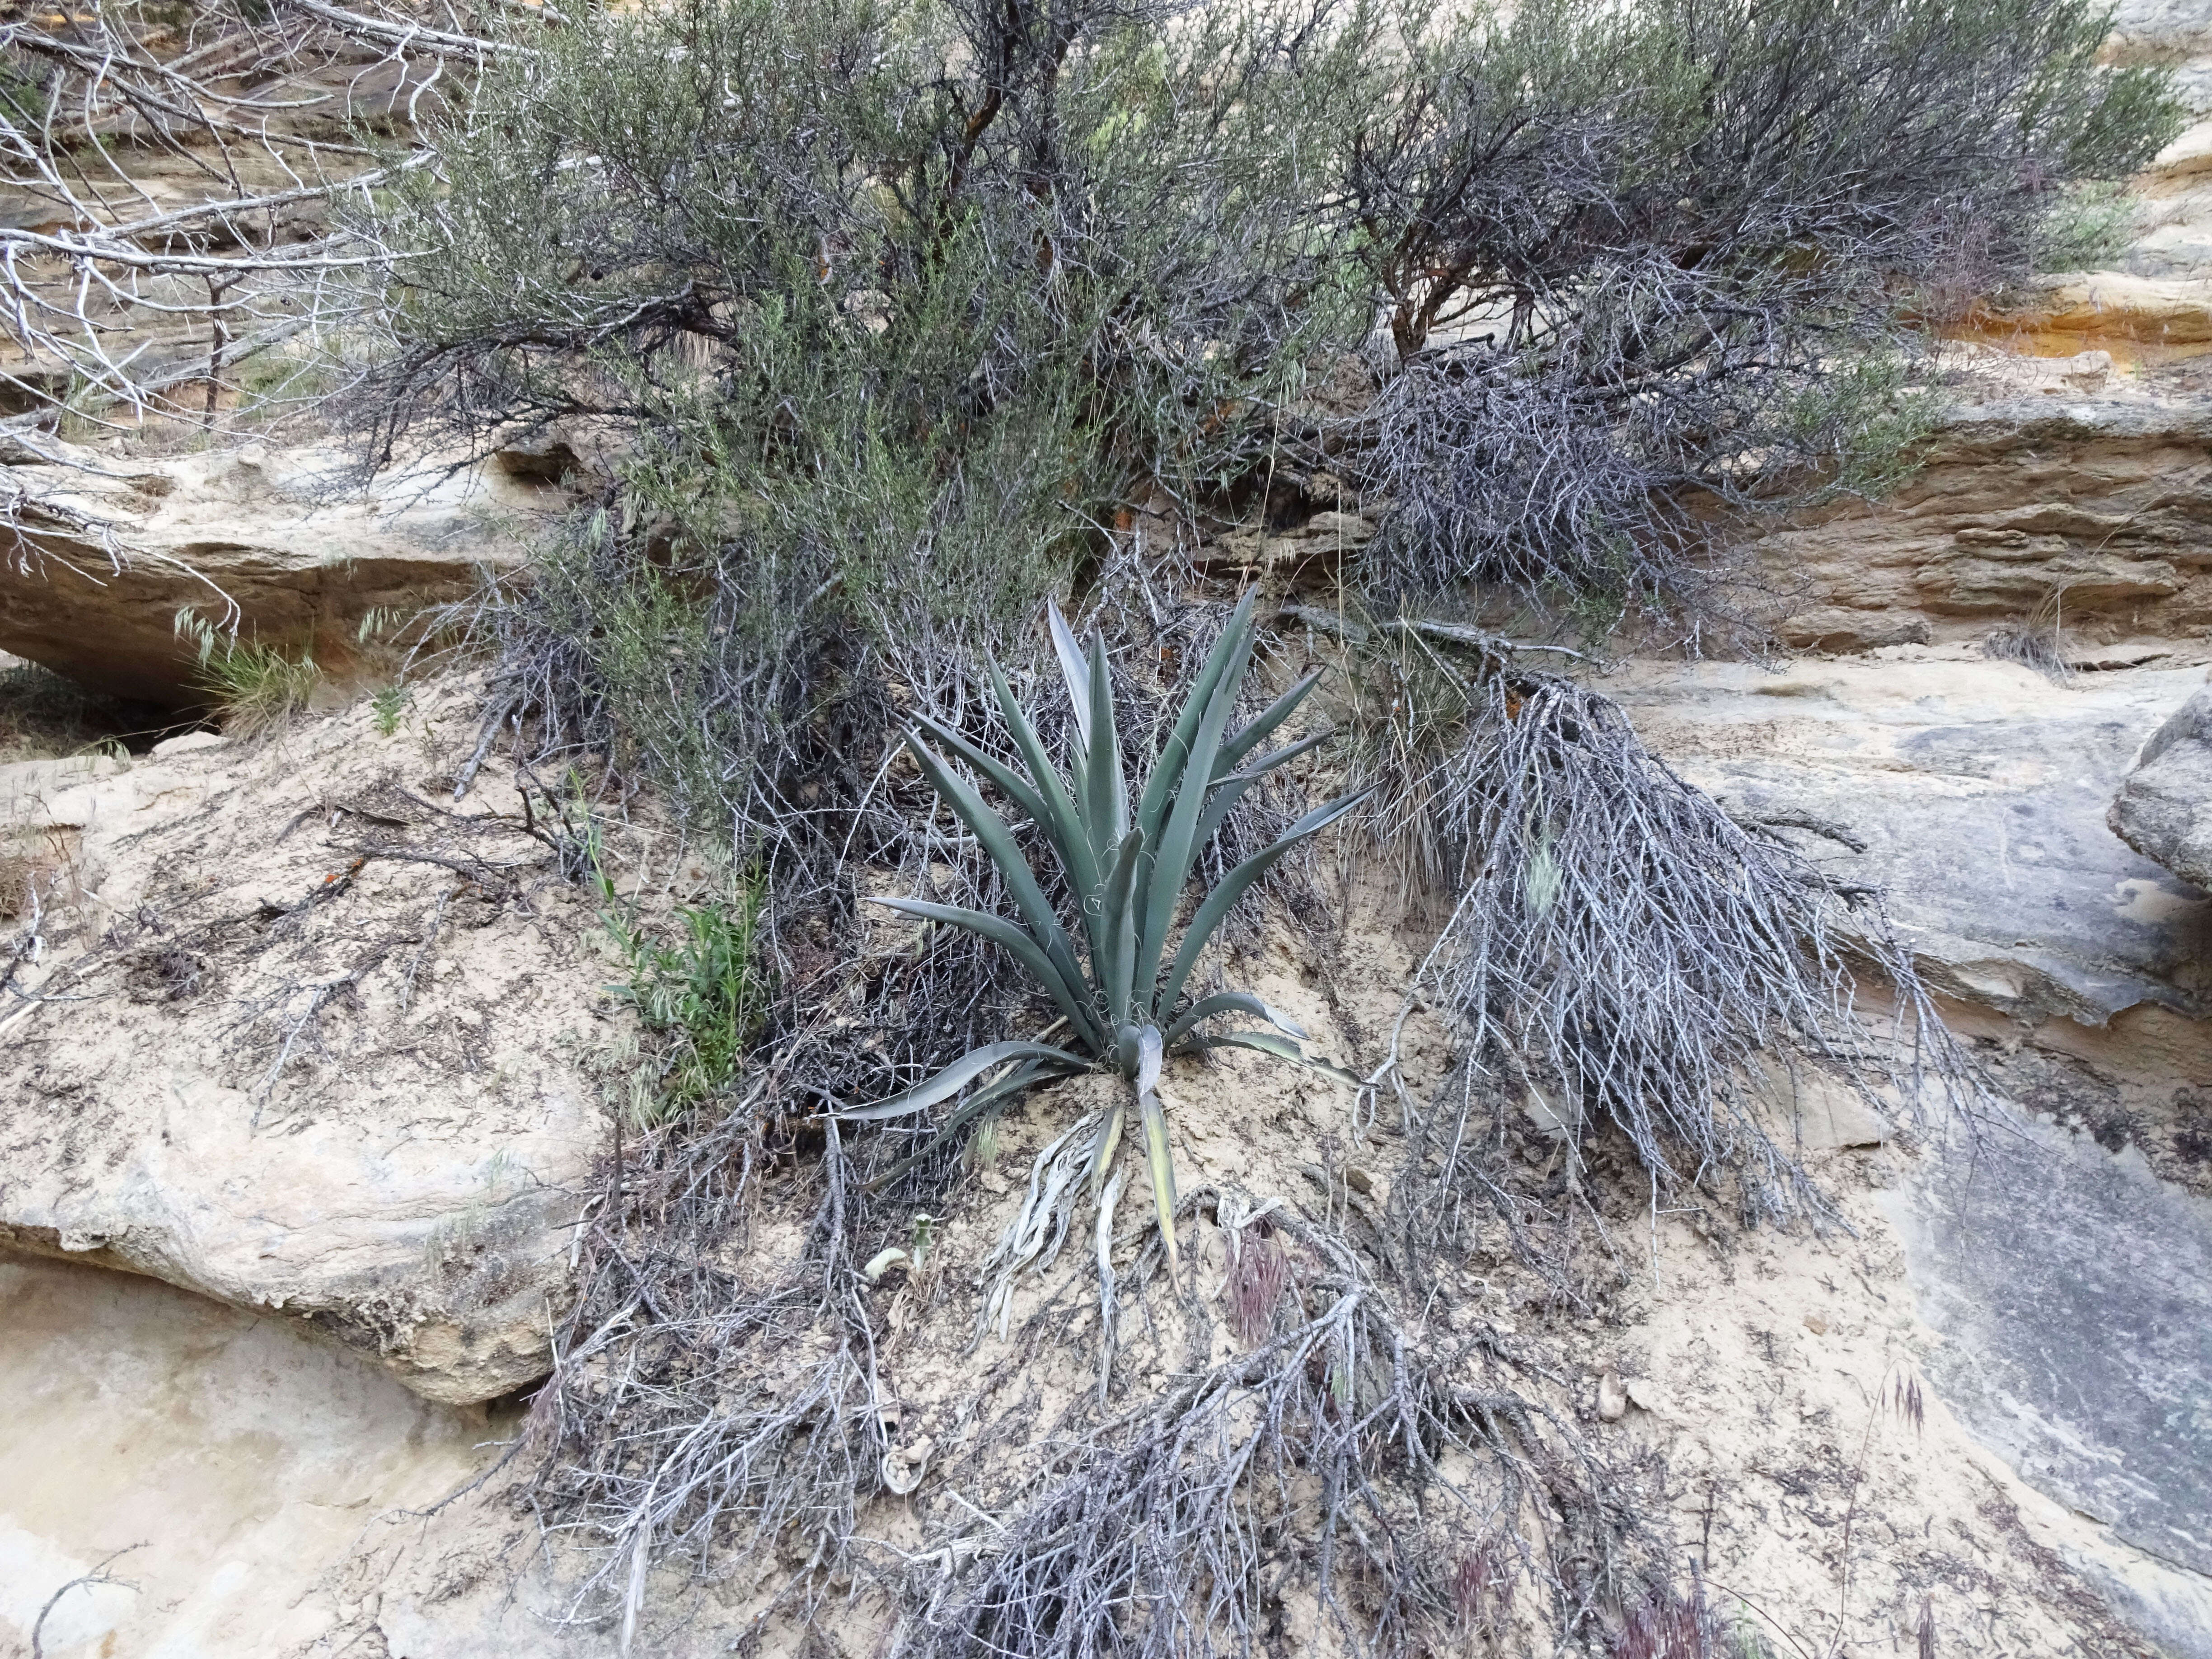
1339, 622, 1986, 1237
1333, 0, 2179, 627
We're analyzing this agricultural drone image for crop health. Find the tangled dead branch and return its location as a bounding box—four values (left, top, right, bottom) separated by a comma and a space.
915, 1191, 1660, 1659
0, 0, 520, 600
1331, 617, 1985, 1240
505, 585, 1339, 1616
522, 1085, 894, 1645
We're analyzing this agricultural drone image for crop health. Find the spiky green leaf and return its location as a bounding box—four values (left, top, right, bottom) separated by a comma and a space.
1213, 667, 1324, 781
1191, 1029, 1363, 1089
1133, 588, 1258, 853
1134, 629, 1253, 1013
835, 1040, 1091, 1122
863, 1056, 1081, 1189
1099, 827, 1147, 1025
1048, 602, 1093, 750
988, 659, 1097, 902
1083, 631, 1128, 869
905, 737, 1100, 1045
872, 897, 1100, 1044
912, 712, 1050, 836
1162, 991, 1306, 1051
1157, 788, 1369, 1019
1186, 729, 1330, 862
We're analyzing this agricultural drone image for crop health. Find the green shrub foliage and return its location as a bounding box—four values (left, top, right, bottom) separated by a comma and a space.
352, 0, 2180, 819
1345, 0, 2182, 615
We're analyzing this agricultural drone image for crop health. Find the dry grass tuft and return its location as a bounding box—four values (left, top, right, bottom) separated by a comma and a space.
175, 613, 320, 737
0, 849, 40, 918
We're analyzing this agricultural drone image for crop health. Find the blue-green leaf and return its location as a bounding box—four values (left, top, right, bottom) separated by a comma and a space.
907, 736, 1101, 1046
872, 897, 1100, 1047
1214, 668, 1324, 780
912, 712, 1049, 834
862, 1057, 1080, 1190
835, 1040, 1092, 1121
1134, 630, 1252, 1012
1156, 789, 1368, 1019
1190, 1030, 1362, 1090
1133, 589, 1257, 854
1099, 827, 1146, 1025
988, 659, 1096, 903
1048, 602, 1093, 750
1162, 991, 1306, 1051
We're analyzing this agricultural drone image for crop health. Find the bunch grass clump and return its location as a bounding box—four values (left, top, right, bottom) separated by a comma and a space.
174, 611, 319, 738
598, 867, 771, 1120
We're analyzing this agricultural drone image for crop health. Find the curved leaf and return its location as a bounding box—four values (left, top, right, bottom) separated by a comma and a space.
907, 736, 1099, 1044
1139, 1086, 1180, 1275
862, 1057, 1082, 1190
872, 897, 1101, 1046
989, 658, 1096, 900
1191, 1029, 1362, 1090
1186, 729, 1329, 865
1134, 1022, 1163, 1097
912, 712, 1049, 834
1214, 668, 1324, 780
835, 1039, 1092, 1122
1162, 991, 1306, 1051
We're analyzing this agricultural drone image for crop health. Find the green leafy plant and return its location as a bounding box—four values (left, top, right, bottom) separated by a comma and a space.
173, 610, 318, 736
845, 592, 1362, 1269
370, 683, 409, 737
600, 877, 770, 1119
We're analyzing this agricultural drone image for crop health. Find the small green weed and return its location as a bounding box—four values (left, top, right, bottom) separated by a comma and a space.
598, 863, 770, 1119
174, 611, 319, 736
371, 683, 409, 736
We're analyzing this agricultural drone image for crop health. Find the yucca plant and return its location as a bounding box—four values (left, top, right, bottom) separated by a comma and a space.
847, 592, 1363, 1270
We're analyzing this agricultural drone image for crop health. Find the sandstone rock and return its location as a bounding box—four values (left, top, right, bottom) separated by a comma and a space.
1764, 398, 2212, 651
1595, 1368, 1627, 1421
1758, 1069, 1893, 1150
1199, 509, 1375, 577
1881, 1104, 2212, 1594
0, 441, 551, 706
1954, 274, 2212, 362
2109, 0, 2212, 117
1611, 652, 2212, 1024
2109, 684, 2212, 889
0, 678, 610, 1403
0, 1253, 600, 1658
2130, 121, 2212, 278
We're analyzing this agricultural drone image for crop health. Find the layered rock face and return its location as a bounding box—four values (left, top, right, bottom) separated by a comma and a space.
0, 680, 612, 1404
5, 12, 2212, 1659
1612, 647, 2212, 1657
1762, 393, 2212, 654
0, 441, 550, 706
